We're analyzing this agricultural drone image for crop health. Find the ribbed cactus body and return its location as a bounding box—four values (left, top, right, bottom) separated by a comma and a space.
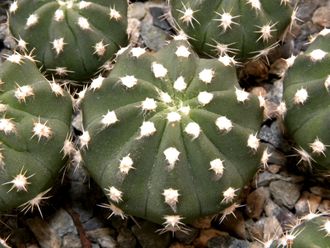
9, 0, 128, 81
283, 31, 330, 171
170, 0, 292, 61
0, 54, 73, 212
80, 40, 265, 228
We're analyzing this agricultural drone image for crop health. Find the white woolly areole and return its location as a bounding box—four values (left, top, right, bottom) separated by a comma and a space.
235, 87, 250, 103
79, 130, 90, 148
130, 47, 146, 58
309, 49, 327, 61
162, 215, 185, 233
218, 55, 236, 66
319, 28, 330, 36
215, 116, 233, 132
120, 75, 138, 88
323, 220, 330, 235
163, 188, 180, 211
106, 186, 123, 203
199, 69, 214, 84
90, 75, 105, 90
94, 41, 107, 56
209, 159, 224, 177
0, 118, 16, 134
109, 7, 122, 20
310, 138, 327, 155
119, 154, 134, 174
173, 76, 187, 92
184, 122, 201, 139
286, 55, 297, 67
52, 37, 66, 55
159, 91, 172, 104
277, 101, 287, 118
139, 121, 156, 138
15, 85, 34, 102
49, 81, 64, 96
0, 103, 7, 113
7, 53, 23, 64
324, 75, 330, 91
293, 88, 308, 104
175, 45, 191, 58
178, 5, 198, 26
247, 0, 261, 10
222, 187, 238, 203
78, 17, 90, 30
247, 133, 260, 151
79, 1, 91, 9
164, 147, 180, 169
9, 1, 18, 13
26, 14, 39, 28
179, 106, 190, 115
54, 9, 64, 22
32, 120, 52, 141
152, 62, 168, 78
198, 91, 214, 105
215, 11, 238, 31
142, 98, 157, 111
101, 111, 118, 127
167, 112, 181, 123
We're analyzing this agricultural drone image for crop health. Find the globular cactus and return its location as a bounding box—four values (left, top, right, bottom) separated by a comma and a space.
283, 29, 330, 172
276, 214, 330, 247
79, 38, 266, 231
8, 0, 128, 81
169, 0, 293, 61
0, 53, 73, 215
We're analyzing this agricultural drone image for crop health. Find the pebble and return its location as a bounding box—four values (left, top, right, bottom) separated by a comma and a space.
246, 187, 270, 219
49, 208, 77, 237
87, 228, 117, 248
117, 228, 137, 248
312, 6, 330, 27
295, 191, 322, 217
62, 234, 82, 248
193, 229, 225, 247
207, 235, 250, 248
269, 180, 301, 209
128, 2, 147, 20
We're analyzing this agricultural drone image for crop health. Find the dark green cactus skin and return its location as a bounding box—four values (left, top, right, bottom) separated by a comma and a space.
170, 0, 292, 61
0, 54, 73, 212
9, 0, 128, 81
283, 32, 330, 171
80, 40, 264, 226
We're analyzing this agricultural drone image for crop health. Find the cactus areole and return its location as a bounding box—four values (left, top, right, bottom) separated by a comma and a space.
283, 31, 330, 172
0, 54, 73, 213
9, 0, 128, 81
170, 0, 292, 61
80, 39, 265, 230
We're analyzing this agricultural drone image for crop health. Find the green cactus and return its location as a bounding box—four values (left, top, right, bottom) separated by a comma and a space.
283, 30, 330, 172
79, 38, 266, 231
275, 214, 330, 248
8, 0, 128, 81
0, 53, 73, 215
169, 0, 292, 61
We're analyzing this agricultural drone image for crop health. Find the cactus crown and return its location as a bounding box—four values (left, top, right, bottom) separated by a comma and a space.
0, 53, 73, 214
170, 0, 292, 61
8, 0, 128, 81
79, 39, 265, 231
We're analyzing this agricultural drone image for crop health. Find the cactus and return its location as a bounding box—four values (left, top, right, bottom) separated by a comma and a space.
169, 0, 293, 61
8, 0, 128, 81
0, 53, 73, 215
79, 38, 266, 231
276, 214, 330, 247
283, 29, 330, 172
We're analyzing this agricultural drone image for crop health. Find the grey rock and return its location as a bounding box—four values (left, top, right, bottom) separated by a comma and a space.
131, 221, 171, 248
259, 121, 284, 149
117, 228, 137, 248
263, 216, 282, 242
87, 228, 117, 248
310, 186, 330, 198
269, 180, 301, 209
49, 208, 77, 237
62, 234, 82, 248
128, 2, 146, 20
207, 236, 250, 248
246, 187, 270, 219
256, 171, 283, 187
295, 191, 322, 217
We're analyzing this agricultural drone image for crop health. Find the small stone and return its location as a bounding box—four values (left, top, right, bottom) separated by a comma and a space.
193, 229, 226, 248
207, 235, 251, 248
318, 199, 330, 213
219, 210, 247, 239
191, 215, 213, 229
310, 186, 330, 198
256, 171, 282, 187
312, 6, 330, 27
87, 228, 117, 248
264, 199, 297, 229
269, 180, 301, 209
175, 227, 199, 245
49, 208, 77, 237
262, 216, 282, 242
245, 219, 264, 242
62, 234, 82, 248
169, 243, 194, 248
128, 2, 146, 20
267, 164, 282, 174
295, 191, 322, 217
246, 187, 270, 219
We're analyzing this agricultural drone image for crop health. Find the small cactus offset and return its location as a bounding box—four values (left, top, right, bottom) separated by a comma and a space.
0, 53, 73, 214
79, 39, 266, 231
283, 29, 330, 172
8, 0, 128, 81
169, 0, 292, 61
